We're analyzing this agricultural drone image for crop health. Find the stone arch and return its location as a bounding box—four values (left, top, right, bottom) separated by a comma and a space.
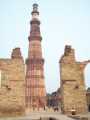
84, 63, 90, 88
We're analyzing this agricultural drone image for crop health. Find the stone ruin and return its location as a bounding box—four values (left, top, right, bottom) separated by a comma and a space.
0, 48, 25, 116
59, 45, 90, 115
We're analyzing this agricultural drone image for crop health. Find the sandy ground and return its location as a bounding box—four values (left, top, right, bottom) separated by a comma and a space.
0, 111, 89, 120
0, 111, 74, 120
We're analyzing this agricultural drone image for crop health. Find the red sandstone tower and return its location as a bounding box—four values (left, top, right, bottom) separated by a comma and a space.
26, 4, 46, 110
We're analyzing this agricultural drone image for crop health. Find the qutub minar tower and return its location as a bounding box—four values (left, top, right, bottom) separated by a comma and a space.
25, 4, 46, 110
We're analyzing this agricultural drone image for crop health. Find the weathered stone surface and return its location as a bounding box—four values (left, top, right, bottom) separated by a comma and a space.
59, 45, 88, 115
0, 48, 25, 116
11, 48, 23, 59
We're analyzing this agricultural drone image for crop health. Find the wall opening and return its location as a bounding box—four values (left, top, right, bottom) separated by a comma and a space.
84, 63, 90, 89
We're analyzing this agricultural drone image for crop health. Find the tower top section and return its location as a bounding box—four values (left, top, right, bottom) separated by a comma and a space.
31, 3, 39, 17
30, 3, 40, 25
33, 3, 38, 12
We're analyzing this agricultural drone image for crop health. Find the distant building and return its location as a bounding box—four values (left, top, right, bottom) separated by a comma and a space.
0, 48, 25, 116
59, 45, 89, 115
86, 87, 90, 112
46, 88, 61, 110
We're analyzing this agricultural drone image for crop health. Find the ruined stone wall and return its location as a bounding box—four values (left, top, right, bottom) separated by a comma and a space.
60, 45, 88, 115
0, 48, 25, 116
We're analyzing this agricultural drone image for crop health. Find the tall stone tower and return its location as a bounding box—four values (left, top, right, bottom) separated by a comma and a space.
59, 45, 89, 114
26, 4, 46, 110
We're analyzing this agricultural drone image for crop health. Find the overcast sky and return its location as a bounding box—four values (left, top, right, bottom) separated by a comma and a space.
0, 0, 90, 93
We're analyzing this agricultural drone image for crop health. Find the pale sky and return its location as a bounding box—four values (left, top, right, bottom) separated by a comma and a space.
0, 0, 90, 93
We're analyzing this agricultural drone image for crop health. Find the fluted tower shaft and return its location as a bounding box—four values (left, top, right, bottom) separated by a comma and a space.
26, 4, 46, 110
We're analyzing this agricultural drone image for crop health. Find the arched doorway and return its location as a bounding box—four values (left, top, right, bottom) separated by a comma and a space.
84, 63, 90, 89
85, 64, 90, 112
